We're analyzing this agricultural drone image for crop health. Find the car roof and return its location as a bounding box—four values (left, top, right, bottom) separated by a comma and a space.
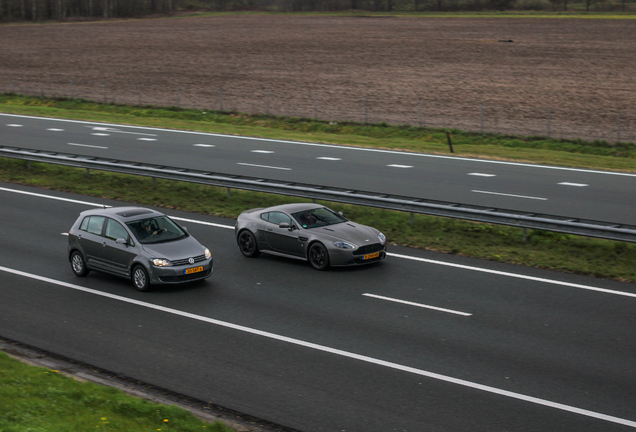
79, 206, 165, 223
263, 203, 324, 214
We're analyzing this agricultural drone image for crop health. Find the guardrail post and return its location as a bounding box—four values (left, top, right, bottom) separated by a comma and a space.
410, 212, 414, 226
523, 227, 527, 242
86, 168, 90, 177
227, 187, 231, 197
446, 132, 454, 153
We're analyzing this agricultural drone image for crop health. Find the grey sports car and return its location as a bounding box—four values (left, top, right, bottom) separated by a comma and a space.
235, 203, 387, 270
68, 207, 213, 291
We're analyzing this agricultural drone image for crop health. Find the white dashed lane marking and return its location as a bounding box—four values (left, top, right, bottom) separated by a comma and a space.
387, 164, 413, 168
468, 173, 496, 177
559, 182, 589, 187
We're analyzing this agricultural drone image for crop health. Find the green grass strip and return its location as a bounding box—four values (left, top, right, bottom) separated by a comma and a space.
1, 95, 635, 283
0, 350, 234, 432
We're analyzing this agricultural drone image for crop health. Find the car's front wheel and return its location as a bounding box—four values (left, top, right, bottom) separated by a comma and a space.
70, 251, 90, 277
308, 242, 330, 271
132, 265, 151, 292
238, 230, 260, 258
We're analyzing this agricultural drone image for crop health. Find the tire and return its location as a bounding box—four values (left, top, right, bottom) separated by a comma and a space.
238, 230, 260, 258
132, 265, 151, 292
70, 251, 90, 277
308, 242, 330, 271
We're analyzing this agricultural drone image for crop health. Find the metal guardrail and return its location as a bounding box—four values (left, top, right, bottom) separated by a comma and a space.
2, 145, 636, 243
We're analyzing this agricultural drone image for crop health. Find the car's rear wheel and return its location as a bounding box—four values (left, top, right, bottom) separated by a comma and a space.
132, 265, 151, 292
308, 242, 330, 271
70, 251, 90, 277
238, 230, 260, 258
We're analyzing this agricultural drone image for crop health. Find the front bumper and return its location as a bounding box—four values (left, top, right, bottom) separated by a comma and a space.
148, 259, 213, 284
329, 244, 387, 267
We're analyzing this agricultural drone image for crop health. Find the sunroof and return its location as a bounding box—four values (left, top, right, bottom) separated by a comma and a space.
116, 209, 154, 218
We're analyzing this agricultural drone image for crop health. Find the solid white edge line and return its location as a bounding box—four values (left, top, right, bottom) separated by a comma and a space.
170, 216, 233, 230
237, 163, 291, 171
0, 187, 112, 207
2, 112, 634, 178
472, 190, 548, 200
387, 252, 636, 298
363, 293, 472, 316
68, 143, 109, 149
0, 264, 634, 429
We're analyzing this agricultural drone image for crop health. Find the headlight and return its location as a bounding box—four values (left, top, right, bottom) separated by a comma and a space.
378, 232, 386, 244
204, 248, 212, 259
333, 241, 356, 249
151, 258, 172, 267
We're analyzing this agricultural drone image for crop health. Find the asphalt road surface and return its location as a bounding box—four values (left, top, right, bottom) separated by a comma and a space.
2, 113, 635, 225
0, 183, 635, 431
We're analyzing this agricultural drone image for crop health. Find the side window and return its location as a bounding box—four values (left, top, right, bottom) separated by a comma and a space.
80, 217, 90, 231
268, 212, 291, 226
260, 212, 270, 222
85, 216, 106, 236
105, 219, 128, 241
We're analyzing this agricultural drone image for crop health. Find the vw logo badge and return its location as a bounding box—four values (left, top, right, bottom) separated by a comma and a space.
188, 257, 195, 265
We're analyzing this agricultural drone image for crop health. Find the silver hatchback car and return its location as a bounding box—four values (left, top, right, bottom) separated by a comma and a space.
68, 207, 213, 291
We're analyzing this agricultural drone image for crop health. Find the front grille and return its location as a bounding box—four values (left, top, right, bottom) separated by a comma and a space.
171, 254, 207, 267
353, 243, 385, 256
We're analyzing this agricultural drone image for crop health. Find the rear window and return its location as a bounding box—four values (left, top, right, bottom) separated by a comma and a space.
80, 216, 106, 235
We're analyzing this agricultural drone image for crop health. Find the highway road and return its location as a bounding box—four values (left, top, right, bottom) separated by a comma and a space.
0, 183, 635, 431
2, 113, 636, 225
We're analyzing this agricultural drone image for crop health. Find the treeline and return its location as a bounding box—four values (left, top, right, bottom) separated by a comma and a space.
0, 0, 633, 21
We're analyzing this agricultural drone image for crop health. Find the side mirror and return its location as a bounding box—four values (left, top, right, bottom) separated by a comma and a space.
115, 238, 127, 245
279, 222, 294, 231
338, 211, 344, 216
182, 226, 188, 232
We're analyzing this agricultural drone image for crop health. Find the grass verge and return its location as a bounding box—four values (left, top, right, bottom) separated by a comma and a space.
1, 95, 635, 283
0, 350, 234, 432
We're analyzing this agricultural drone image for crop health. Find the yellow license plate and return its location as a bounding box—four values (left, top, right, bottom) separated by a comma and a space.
363, 252, 380, 260
184, 266, 204, 275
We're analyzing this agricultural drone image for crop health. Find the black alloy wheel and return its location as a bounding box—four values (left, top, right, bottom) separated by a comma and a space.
308, 242, 330, 271
238, 230, 260, 258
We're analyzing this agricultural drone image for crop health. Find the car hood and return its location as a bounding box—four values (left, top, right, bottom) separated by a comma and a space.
141, 236, 205, 259
314, 222, 381, 246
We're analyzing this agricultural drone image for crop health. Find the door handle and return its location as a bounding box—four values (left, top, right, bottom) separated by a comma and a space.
102, 242, 107, 247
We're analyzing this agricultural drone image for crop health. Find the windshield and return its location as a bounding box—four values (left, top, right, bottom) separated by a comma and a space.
292, 207, 347, 229
126, 216, 187, 244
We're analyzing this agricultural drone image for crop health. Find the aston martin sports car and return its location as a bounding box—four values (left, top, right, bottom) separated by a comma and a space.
234, 203, 387, 270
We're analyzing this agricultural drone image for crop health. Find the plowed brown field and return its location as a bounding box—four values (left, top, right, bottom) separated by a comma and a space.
2, 15, 635, 142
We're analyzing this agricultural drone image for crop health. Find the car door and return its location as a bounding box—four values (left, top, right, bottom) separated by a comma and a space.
100, 218, 137, 277
263, 211, 303, 256
77, 215, 108, 270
